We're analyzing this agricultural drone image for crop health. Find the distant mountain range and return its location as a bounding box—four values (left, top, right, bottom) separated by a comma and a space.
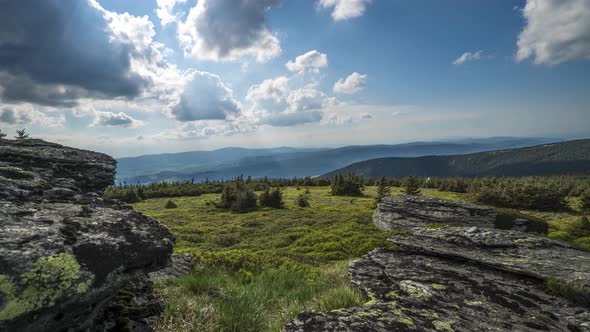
116, 137, 562, 184
322, 139, 590, 178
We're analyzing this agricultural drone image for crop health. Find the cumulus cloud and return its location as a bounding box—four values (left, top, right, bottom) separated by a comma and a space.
91, 111, 143, 128
168, 71, 240, 121
245, 76, 339, 127
286, 51, 328, 74
453, 50, 483, 65
516, 0, 590, 65
333, 72, 367, 94
178, 0, 281, 62
0, 0, 168, 107
318, 0, 371, 21
156, 0, 188, 26
0, 106, 65, 127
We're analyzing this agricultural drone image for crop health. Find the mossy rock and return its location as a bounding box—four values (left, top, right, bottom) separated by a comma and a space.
494, 208, 548, 235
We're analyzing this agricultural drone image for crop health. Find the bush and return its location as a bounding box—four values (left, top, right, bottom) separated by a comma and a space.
165, 200, 178, 209
331, 174, 364, 197
581, 191, 590, 211
218, 181, 258, 213
472, 185, 567, 211
259, 188, 284, 209
296, 190, 311, 208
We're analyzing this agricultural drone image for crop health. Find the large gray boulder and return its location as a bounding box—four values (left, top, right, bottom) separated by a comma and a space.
285, 228, 590, 332
0, 139, 174, 332
373, 194, 496, 230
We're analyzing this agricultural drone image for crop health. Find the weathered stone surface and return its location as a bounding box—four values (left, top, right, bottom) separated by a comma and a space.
150, 253, 195, 282
285, 226, 590, 331
0, 139, 173, 332
391, 227, 590, 288
285, 248, 590, 332
373, 194, 496, 230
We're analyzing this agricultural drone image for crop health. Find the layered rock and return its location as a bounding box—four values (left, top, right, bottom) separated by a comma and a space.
285, 228, 590, 331
0, 139, 173, 332
373, 195, 496, 230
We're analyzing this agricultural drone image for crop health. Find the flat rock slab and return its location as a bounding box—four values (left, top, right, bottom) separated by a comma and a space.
285, 249, 590, 332
373, 195, 496, 230
390, 227, 590, 288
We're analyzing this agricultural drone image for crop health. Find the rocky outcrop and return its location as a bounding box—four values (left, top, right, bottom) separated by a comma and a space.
0, 139, 173, 332
373, 195, 496, 230
373, 194, 548, 233
286, 226, 590, 330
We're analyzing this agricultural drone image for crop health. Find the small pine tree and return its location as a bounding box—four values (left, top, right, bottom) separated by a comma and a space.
581, 190, 590, 211
259, 187, 284, 209
165, 200, 178, 209
403, 176, 421, 196
375, 176, 391, 206
296, 189, 311, 207
14, 128, 30, 140
0, 129, 6, 139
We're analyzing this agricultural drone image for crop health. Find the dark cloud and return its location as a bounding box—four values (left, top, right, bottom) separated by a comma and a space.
0, 0, 150, 106
0, 108, 18, 124
178, 0, 281, 61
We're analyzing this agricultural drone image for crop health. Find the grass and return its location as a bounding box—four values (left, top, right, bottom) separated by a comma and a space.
134, 186, 394, 331
133, 186, 590, 331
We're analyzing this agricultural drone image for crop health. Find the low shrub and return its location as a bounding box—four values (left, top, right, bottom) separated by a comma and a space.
165, 200, 178, 209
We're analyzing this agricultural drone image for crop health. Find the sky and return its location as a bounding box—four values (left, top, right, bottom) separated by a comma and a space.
0, 0, 589, 157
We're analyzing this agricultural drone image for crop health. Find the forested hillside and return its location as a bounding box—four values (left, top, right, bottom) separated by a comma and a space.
323, 139, 590, 178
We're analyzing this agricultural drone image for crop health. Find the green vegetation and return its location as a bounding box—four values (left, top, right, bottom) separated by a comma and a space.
217, 180, 258, 213
494, 208, 548, 234
402, 176, 421, 196
258, 188, 284, 209
295, 189, 311, 208
133, 186, 395, 331
374, 176, 390, 207
165, 200, 178, 209
130, 182, 590, 330
330, 174, 364, 197
545, 277, 590, 307
581, 190, 590, 211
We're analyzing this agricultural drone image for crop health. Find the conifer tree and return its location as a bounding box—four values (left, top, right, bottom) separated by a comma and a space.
15, 128, 30, 140
403, 176, 421, 196
375, 176, 391, 206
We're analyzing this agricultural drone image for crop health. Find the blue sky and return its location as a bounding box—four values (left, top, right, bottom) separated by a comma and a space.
0, 0, 589, 157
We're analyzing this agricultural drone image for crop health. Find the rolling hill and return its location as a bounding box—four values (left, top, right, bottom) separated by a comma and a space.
115, 137, 561, 184
322, 139, 590, 178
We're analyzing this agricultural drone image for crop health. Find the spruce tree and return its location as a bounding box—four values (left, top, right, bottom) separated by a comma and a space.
15, 128, 30, 140
403, 176, 421, 196
375, 176, 391, 206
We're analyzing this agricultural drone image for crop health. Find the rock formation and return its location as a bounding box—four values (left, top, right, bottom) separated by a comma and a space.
374, 194, 547, 233
286, 196, 590, 332
373, 195, 496, 230
0, 139, 174, 332
286, 228, 590, 331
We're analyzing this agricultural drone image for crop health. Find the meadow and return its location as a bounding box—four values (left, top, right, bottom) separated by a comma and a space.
132, 186, 589, 331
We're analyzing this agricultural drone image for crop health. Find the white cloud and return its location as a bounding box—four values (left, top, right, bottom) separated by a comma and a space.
318, 0, 371, 21
333, 72, 367, 94
167, 71, 240, 121
245, 75, 339, 127
91, 111, 143, 128
286, 50, 328, 74
156, 0, 188, 26
360, 112, 373, 119
516, 0, 590, 65
453, 50, 483, 65
178, 0, 281, 62
0, 105, 65, 128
